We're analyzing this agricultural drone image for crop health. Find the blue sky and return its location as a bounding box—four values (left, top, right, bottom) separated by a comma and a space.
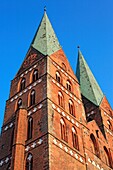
0, 0, 113, 130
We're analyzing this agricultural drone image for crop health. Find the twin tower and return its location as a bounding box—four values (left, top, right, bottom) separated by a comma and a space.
0, 11, 113, 170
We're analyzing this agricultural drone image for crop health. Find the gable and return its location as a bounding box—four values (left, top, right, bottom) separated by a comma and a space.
50, 49, 78, 82
16, 47, 45, 76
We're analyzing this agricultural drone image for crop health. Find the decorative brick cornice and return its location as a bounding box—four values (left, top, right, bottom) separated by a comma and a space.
104, 111, 113, 121
25, 138, 43, 152
51, 78, 81, 104
28, 103, 43, 116
52, 61, 77, 84
3, 122, 14, 132
0, 155, 11, 167
52, 103, 79, 128
10, 78, 42, 103
53, 138, 84, 164
85, 155, 105, 170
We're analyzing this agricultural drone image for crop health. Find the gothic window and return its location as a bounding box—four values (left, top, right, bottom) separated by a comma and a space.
107, 120, 113, 131
90, 134, 100, 158
27, 117, 33, 140
109, 110, 112, 117
17, 98, 22, 110
58, 92, 64, 108
62, 63, 66, 71
26, 153, 33, 170
56, 71, 61, 83
32, 70, 38, 82
72, 127, 79, 150
10, 128, 14, 149
7, 163, 11, 170
20, 78, 26, 91
104, 146, 112, 168
66, 80, 72, 91
69, 100, 75, 116
30, 90, 35, 106
60, 118, 67, 142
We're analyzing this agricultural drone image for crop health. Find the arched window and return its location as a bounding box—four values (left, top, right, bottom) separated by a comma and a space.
69, 100, 75, 116
20, 78, 26, 91
66, 80, 72, 91
10, 128, 14, 150
72, 127, 79, 150
58, 92, 64, 108
60, 118, 67, 142
17, 98, 22, 110
56, 71, 61, 83
32, 70, 38, 82
90, 134, 100, 158
26, 153, 33, 170
104, 146, 112, 168
30, 90, 35, 106
62, 63, 66, 71
27, 117, 33, 140
7, 163, 11, 170
109, 110, 112, 117
107, 120, 113, 131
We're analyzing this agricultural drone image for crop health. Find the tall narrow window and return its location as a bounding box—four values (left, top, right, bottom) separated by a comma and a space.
90, 134, 100, 158
62, 63, 66, 71
20, 78, 26, 91
27, 117, 33, 140
26, 153, 33, 170
56, 71, 61, 83
7, 163, 11, 170
10, 128, 14, 150
107, 120, 113, 131
32, 70, 38, 82
60, 118, 67, 142
30, 90, 35, 106
66, 80, 72, 91
17, 98, 22, 110
104, 146, 112, 168
58, 92, 64, 108
69, 100, 75, 116
72, 127, 79, 150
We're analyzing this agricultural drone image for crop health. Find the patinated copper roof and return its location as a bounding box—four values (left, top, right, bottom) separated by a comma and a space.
31, 11, 61, 55
76, 50, 104, 106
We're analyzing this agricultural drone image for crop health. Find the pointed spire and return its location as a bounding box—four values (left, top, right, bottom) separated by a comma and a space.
76, 50, 104, 106
31, 11, 61, 55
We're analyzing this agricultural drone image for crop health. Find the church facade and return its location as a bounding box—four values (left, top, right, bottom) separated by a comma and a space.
0, 11, 113, 170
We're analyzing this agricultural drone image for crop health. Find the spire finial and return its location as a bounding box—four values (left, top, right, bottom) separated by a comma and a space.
44, 6, 46, 12
77, 45, 80, 49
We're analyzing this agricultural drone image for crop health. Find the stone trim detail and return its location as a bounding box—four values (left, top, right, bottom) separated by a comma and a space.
86, 156, 104, 170
10, 78, 42, 103
106, 128, 113, 136
25, 138, 43, 152
104, 112, 112, 120
20, 64, 37, 78
3, 122, 14, 132
52, 61, 76, 84
53, 138, 84, 164
52, 78, 81, 104
28, 104, 43, 116
0, 155, 11, 167
52, 103, 79, 127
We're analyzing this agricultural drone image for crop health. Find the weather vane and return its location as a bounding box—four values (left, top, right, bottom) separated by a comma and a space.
77, 45, 80, 49
44, 6, 46, 12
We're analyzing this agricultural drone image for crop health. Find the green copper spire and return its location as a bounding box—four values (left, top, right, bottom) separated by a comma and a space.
76, 50, 104, 106
31, 11, 61, 55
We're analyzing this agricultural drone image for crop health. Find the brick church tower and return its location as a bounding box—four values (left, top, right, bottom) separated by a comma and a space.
0, 11, 113, 170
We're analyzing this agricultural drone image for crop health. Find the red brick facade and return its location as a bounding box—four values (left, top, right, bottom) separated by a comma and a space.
0, 12, 113, 170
